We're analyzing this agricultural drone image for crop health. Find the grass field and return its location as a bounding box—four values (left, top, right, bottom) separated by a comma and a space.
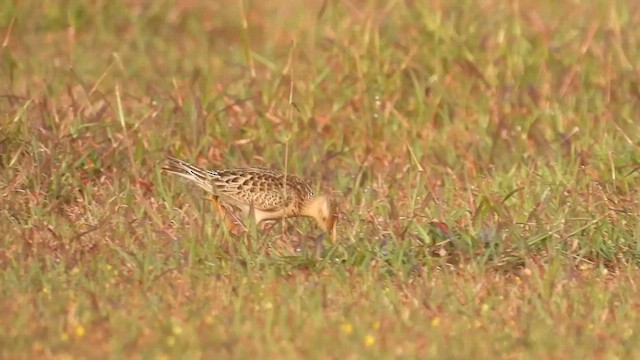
2, 0, 640, 358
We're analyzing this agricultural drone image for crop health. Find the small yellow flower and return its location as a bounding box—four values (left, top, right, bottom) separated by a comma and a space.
340, 322, 353, 335
75, 326, 85, 338
166, 336, 176, 347
364, 335, 375, 347
373, 321, 380, 330
172, 324, 183, 335
481, 303, 490, 314
624, 327, 634, 339
431, 317, 440, 327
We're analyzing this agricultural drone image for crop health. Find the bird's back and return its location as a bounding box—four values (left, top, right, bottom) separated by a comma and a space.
163, 157, 314, 212
213, 167, 314, 211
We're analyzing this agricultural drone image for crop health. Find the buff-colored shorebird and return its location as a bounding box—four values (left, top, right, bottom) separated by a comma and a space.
163, 156, 337, 238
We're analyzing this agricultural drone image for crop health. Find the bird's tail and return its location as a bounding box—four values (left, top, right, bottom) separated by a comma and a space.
162, 156, 217, 194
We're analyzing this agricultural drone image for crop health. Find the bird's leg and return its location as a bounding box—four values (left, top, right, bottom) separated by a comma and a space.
210, 196, 240, 234
279, 217, 287, 239
279, 218, 295, 254
314, 233, 326, 258
259, 220, 278, 233
246, 203, 259, 235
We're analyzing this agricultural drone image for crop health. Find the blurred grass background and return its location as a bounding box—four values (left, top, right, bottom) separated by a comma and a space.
2, 0, 640, 358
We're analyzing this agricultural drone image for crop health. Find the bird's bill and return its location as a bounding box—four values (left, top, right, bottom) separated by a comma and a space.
324, 217, 337, 241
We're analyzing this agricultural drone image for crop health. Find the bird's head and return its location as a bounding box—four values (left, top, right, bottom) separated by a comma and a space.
303, 195, 338, 238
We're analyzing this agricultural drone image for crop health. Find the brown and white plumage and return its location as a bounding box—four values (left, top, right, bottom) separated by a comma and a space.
162, 156, 337, 235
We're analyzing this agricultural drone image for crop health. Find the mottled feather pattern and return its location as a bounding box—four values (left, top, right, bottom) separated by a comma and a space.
213, 168, 314, 211
163, 157, 314, 211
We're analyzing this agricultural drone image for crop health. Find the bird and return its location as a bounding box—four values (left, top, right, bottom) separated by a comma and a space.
162, 156, 337, 238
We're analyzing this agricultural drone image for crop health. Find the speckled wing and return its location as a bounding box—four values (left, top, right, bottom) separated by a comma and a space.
211, 168, 314, 211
